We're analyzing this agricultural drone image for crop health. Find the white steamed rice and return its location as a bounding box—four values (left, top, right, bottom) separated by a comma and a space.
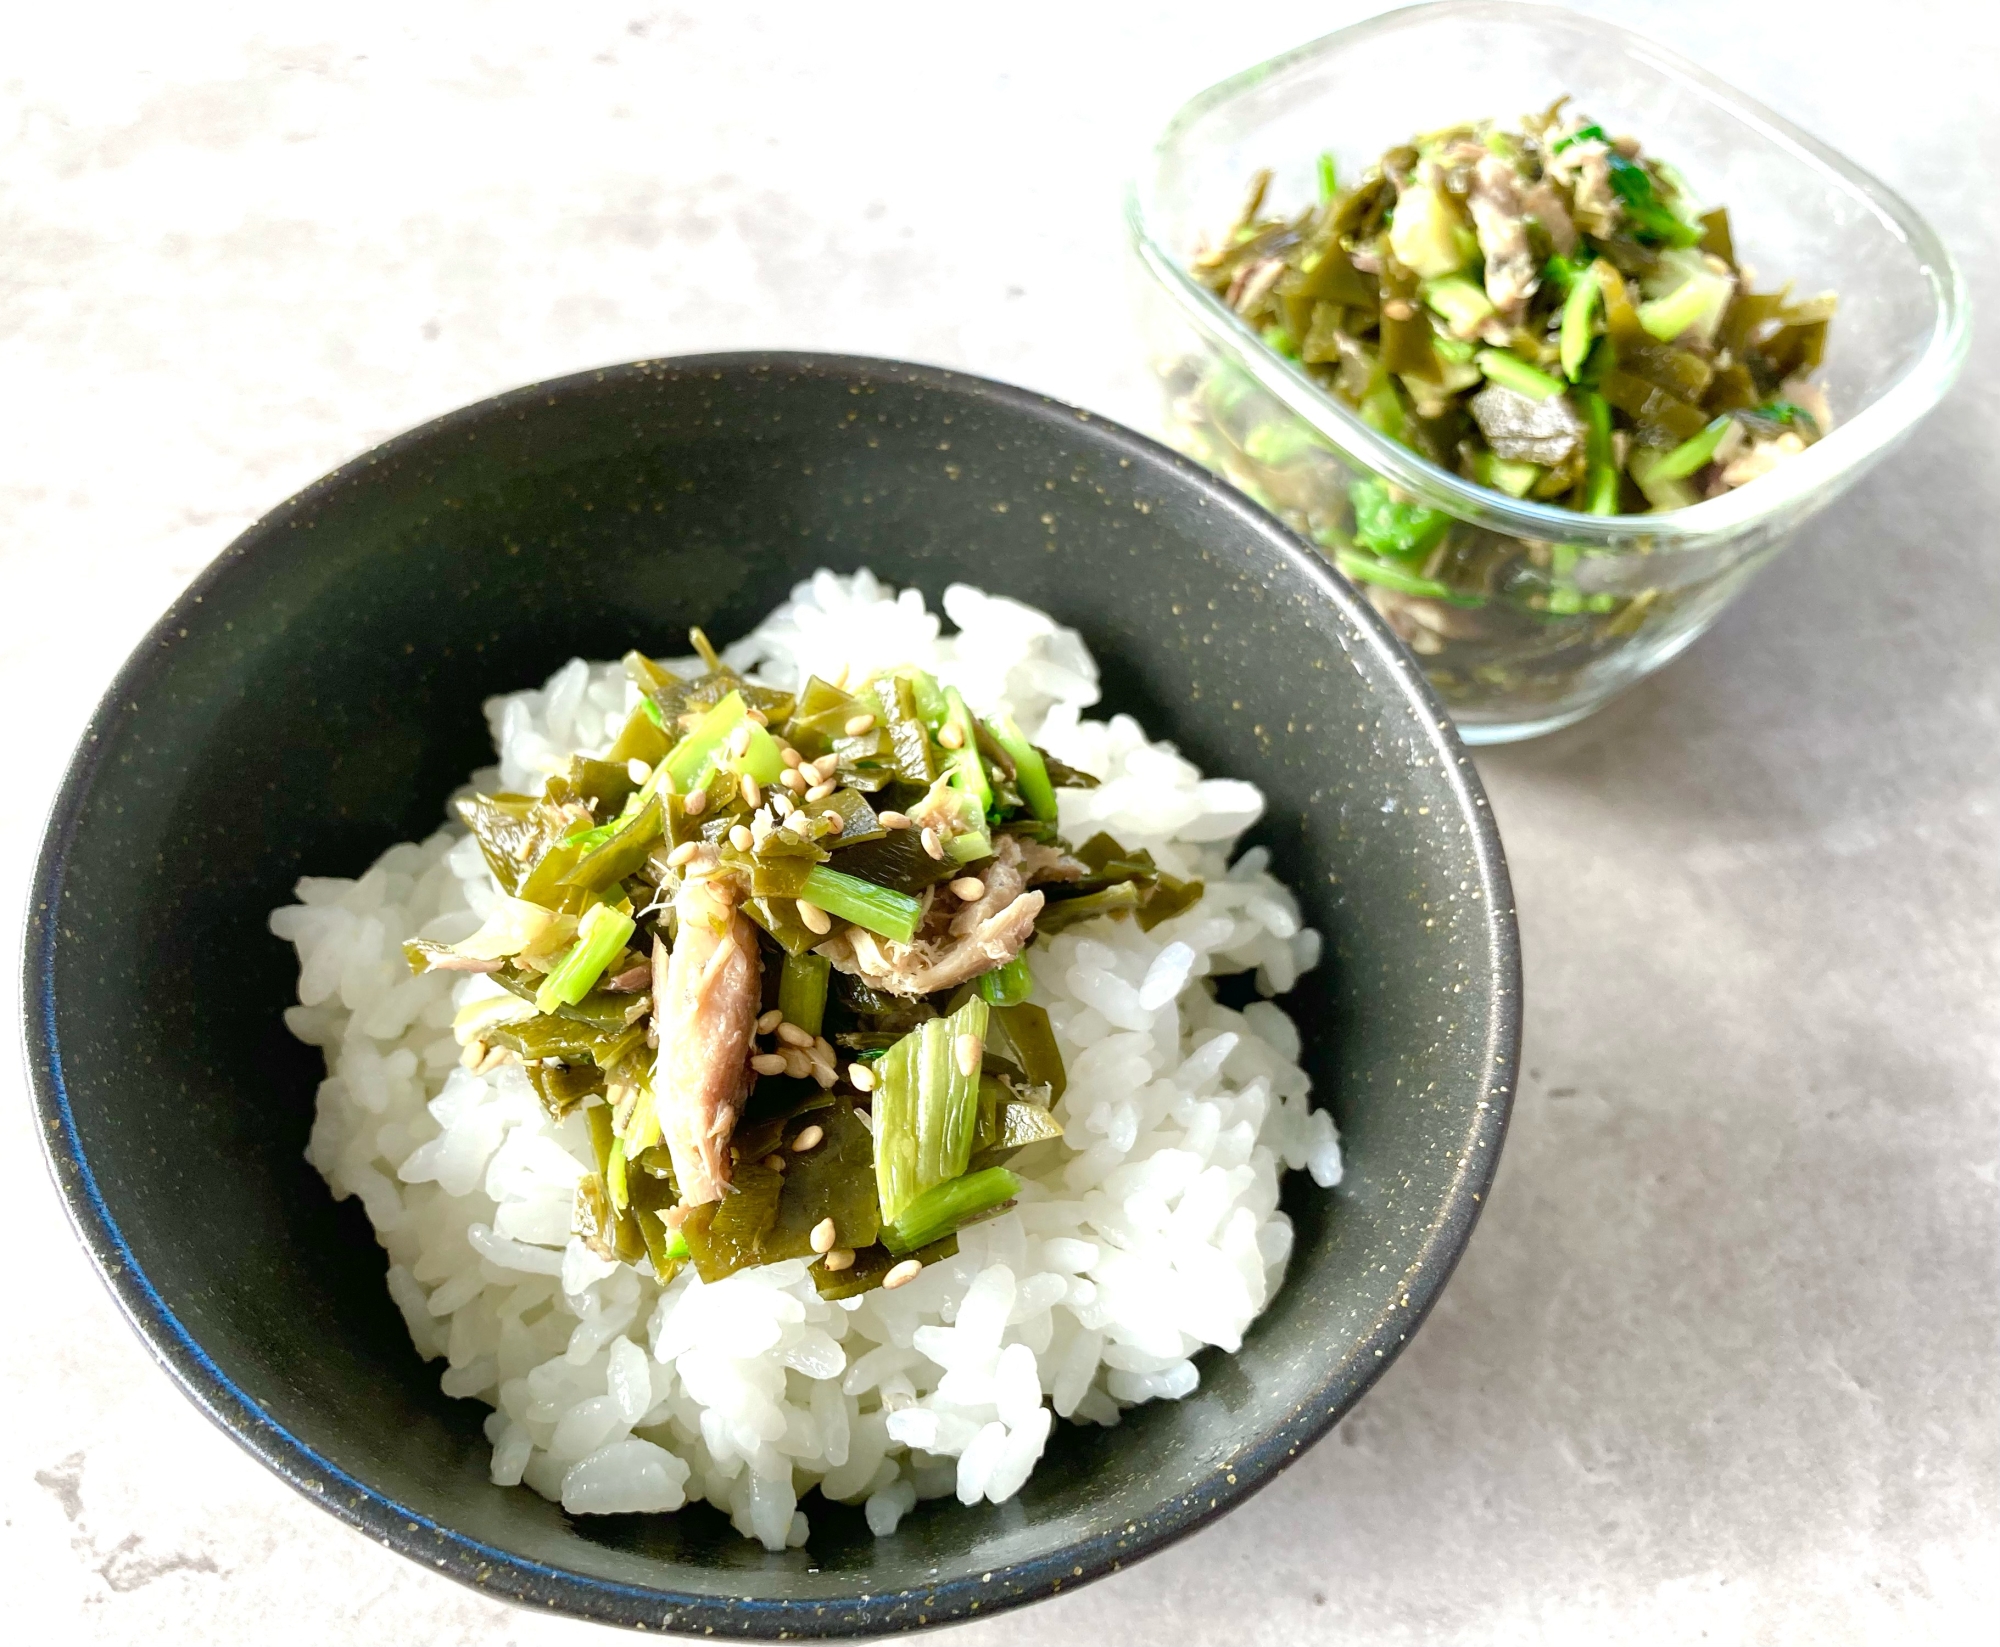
271, 569, 1340, 1548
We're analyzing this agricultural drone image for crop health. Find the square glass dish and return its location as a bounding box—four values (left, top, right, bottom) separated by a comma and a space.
1128, 0, 1969, 742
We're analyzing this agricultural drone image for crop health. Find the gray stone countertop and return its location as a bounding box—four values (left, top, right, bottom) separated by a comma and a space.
1, 3, 1992, 1641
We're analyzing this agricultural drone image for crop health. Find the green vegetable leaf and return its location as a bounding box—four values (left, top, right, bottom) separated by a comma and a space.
1605, 153, 1703, 249
1349, 475, 1451, 561
1551, 123, 1610, 155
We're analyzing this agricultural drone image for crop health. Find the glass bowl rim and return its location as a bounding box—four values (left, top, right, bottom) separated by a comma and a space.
1126, 0, 1972, 552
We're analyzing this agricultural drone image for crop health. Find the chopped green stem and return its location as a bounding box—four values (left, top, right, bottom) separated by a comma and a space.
1476, 348, 1565, 401
1422, 275, 1495, 337
883, 1167, 1021, 1254
941, 686, 992, 817
873, 997, 991, 1226
1649, 415, 1734, 482
1334, 548, 1482, 606
897, 668, 949, 729
801, 864, 921, 944
976, 953, 1035, 1007
1559, 264, 1600, 381
945, 828, 993, 865
984, 713, 1057, 822
606, 1136, 629, 1212
778, 951, 832, 1036
1627, 446, 1702, 510
1637, 272, 1732, 343
1468, 449, 1541, 498
1316, 151, 1338, 203
662, 689, 747, 789
534, 902, 635, 1013
1578, 392, 1621, 516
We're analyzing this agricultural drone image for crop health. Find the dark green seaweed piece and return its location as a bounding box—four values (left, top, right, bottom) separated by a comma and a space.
989, 1002, 1066, 1101
525, 1059, 605, 1120
682, 1160, 786, 1282
561, 794, 663, 894
828, 824, 962, 895
1035, 882, 1144, 935
810, 1234, 958, 1301
1138, 873, 1205, 931
453, 793, 544, 895
764, 1101, 881, 1260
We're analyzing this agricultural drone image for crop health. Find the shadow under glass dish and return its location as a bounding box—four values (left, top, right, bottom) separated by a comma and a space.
1129, 0, 1968, 742
25, 354, 1517, 1636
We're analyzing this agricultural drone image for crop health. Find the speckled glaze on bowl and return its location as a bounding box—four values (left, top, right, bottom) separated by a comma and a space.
24, 354, 1518, 1637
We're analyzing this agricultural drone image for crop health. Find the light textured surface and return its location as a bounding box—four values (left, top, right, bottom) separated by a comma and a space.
2, 2, 1994, 1641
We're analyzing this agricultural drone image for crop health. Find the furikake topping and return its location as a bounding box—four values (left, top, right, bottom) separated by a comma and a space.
412, 642, 1200, 1296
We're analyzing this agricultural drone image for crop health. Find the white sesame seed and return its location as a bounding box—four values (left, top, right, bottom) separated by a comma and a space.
921, 827, 945, 860
882, 1259, 923, 1290
938, 724, 964, 749
792, 1124, 825, 1152
796, 899, 832, 935
776, 1022, 813, 1048
878, 811, 911, 830
823, 1247, 856, 1272
844, 713, 877, 736
683, 789, 708, 816
814, 755, 840, 781
821, 812, 844, 834
739, 774, 761, 808
729, 825, 754, 852
763, 1153, 786, 1172
848, 1062, 877, 1092
745, 707, 769, 727
949, 877, 985, 901
772, 793, 795, 818
955, 1032, 983, 1077
750, 1053, 787, 1076
667, 841, 700, 867
780, 767, 807, 792
810, 1216, 837, 1253
805, 780, 836, 802
726, 724, 752, 757
782, 747, 805, 769
626, 758, 653, 783
782, 1049, 812, 1079
755, 1009, 783, 1035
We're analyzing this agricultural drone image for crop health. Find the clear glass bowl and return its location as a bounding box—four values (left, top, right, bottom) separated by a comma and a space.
1128, 0, 1969, 742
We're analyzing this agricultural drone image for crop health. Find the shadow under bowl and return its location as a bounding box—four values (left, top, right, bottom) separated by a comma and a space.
25, 354, 1518, 1636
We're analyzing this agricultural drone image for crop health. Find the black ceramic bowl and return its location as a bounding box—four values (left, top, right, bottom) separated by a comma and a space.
26, 354, 1517, 1636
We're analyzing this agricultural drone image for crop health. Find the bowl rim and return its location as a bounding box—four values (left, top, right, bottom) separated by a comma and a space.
1127, 0, 1973, 551
22, 351, 1520, 1637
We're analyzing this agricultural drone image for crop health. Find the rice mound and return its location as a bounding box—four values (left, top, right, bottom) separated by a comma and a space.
272, 570, 1340, 1548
